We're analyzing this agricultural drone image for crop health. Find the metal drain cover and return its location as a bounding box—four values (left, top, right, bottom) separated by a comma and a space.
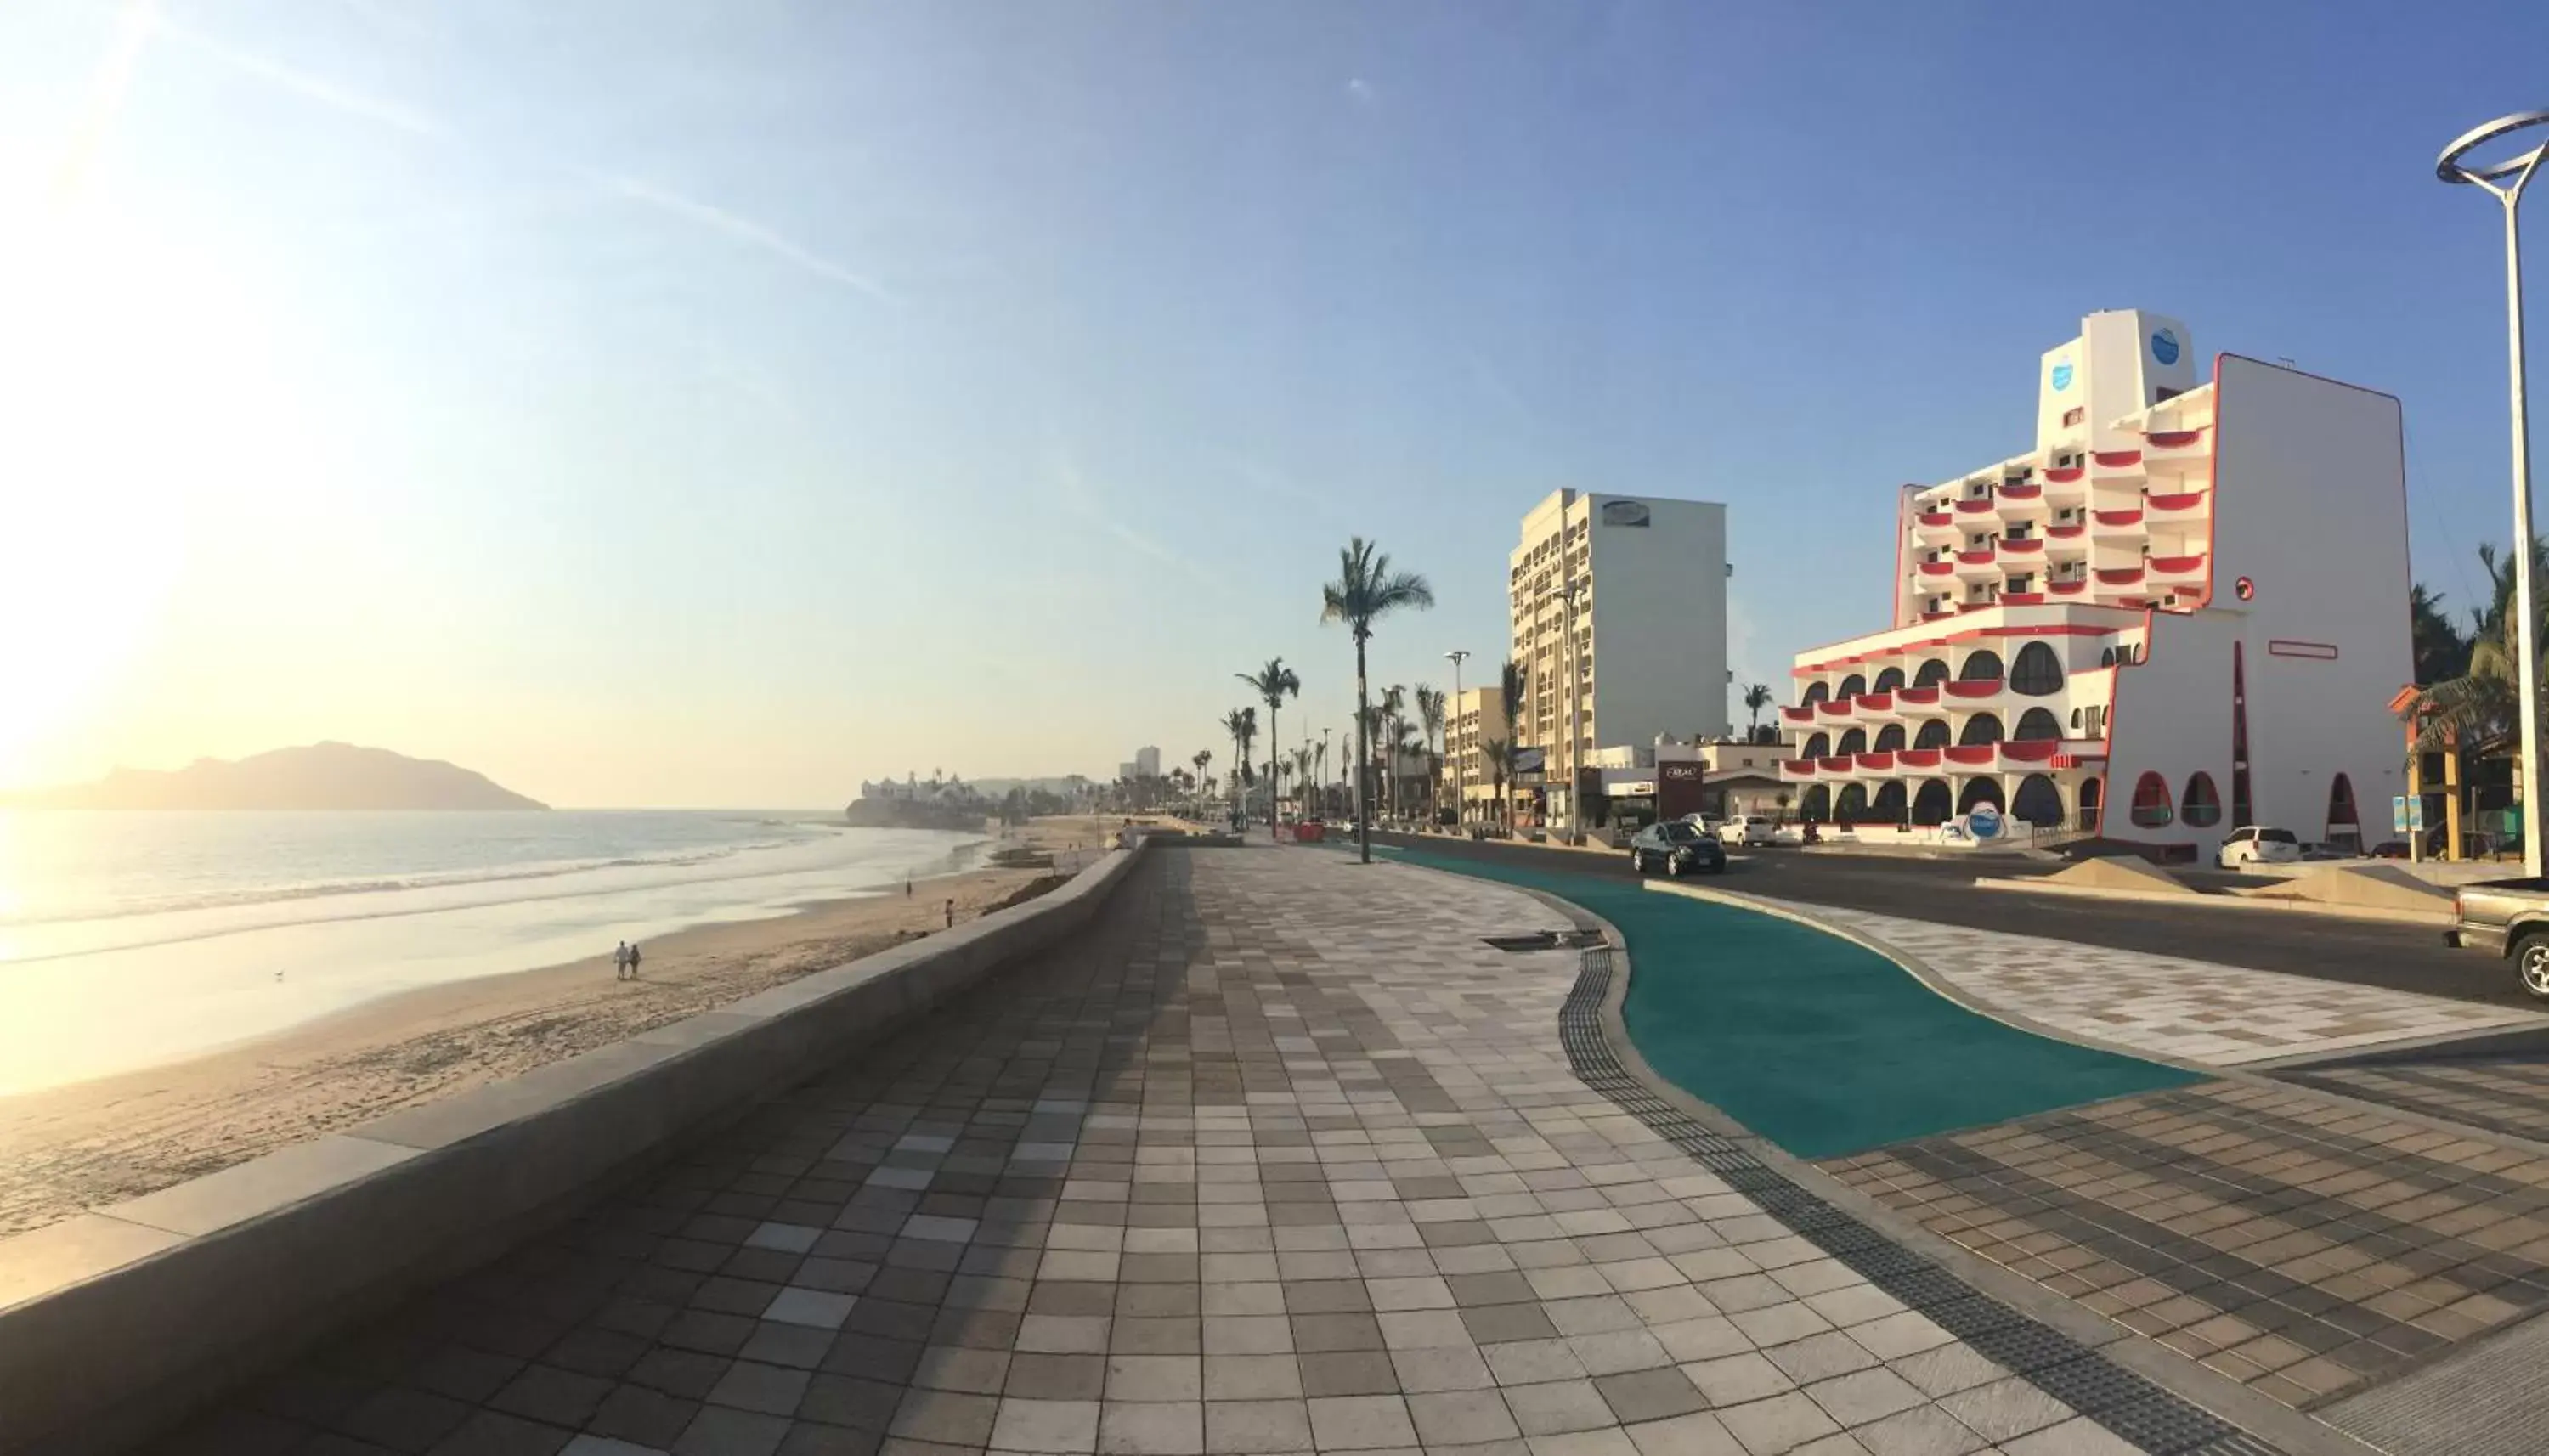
1482, 929, 1607, 952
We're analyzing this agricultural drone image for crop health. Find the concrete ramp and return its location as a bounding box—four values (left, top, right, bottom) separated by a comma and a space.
2235, 862, 2454, 913
2045, 855, 2200, 895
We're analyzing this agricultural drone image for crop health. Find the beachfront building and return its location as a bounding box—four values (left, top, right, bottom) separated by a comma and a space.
1780, 309, 2411, 859
1510, 489, 1730, 816
1444, 685, 1512, 827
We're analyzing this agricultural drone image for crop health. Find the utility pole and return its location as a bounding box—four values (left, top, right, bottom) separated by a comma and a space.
1558, 578, 1586, 843
1444, 649, 1470, 833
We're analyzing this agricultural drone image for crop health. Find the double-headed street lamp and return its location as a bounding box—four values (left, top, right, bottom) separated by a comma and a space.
1444, 648, 1470, 831
2439, 110, 2549, 877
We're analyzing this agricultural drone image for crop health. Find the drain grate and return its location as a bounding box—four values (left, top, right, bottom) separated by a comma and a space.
1559, 945, 2278, 1456
1483, 928, 1608, 952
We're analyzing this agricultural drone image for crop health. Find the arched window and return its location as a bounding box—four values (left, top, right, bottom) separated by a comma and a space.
1800, 785, 1830, 821
1836, 784, 1869, 822
1913, 719, 1951, 748
2009, 642, 2065, 697
2013, 708, 2062, 742
2079, 776, 2103, 831
1913, 658, 1951, 687
1838, 673, 1868, 699
2128, 771, 2173, 827
1872, 782, 1908, 823
2328, 773, 2360, 841
1874, 724, 1907, 752
1874, 666, 1906, 692
2100, 646, 2118, 669
2070, 708, 2083, 731
1838, 728, 1868, 755
1913, 780, 1953, 826
2013, 774, 2063, 827
1802, 681, 1828, 704
1959, 650, 2004, 681
2181, 773, 2222, 828
1958, 714, 2004, 746
1958, 779, 2004, 814
1802, 732, 1831, 759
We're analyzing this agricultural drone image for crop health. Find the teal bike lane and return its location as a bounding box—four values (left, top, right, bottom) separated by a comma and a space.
1375, 843, 2199, 1159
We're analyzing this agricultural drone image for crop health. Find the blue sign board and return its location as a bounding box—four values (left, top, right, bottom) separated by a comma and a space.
2050, 361, 2073, 392
2151, 329, 2181, 366
1968, 805, 2003, 839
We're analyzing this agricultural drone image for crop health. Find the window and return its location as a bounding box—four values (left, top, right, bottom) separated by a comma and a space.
1802, 733, 1830, 759
2258, 827, 2299, 844
1957, 779, 2004, 815
2128, 771, 2173, 827
1800, 786, 1831, 821
2069, 708, 2081, 731
1913, 780, 1953, 826
1913, 659, 1951, 687
1873, 666, 1905, 692
1913, 719, 1952, 749
1838, 674, 1868, 698
1871, 782, 1908, 824
2100, 647, 2117, 668
2013, 775, 2063, 827
2181, 772, 2222, 827
2013, 708, 2062, 742
1837, 728, 1868, 755
2078, 776, 2103, 831
2156, 386, 2184, 402
1802, 682, 1828, 704
1874, 724, 1907, 752
1836, 784, 1868, 821
2062, 407, 2084, 426
2009, 642, 2065, 697
1959, 650, 2003, 681
2008, 574, 2033, 593
2327, 773, 2360, 841
1958, 714, 2004, 746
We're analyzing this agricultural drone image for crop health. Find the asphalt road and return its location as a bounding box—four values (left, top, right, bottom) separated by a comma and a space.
1360, 830, 2536, 1012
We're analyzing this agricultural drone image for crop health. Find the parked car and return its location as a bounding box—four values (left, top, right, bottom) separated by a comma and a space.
1715, 815, 1775, 847
2447, 880, 2549, 1001
1629, 820, 1727, 877
2215, 826, 2303, 870
2298, 840, 2360, 861
2371, 840, 2411, 860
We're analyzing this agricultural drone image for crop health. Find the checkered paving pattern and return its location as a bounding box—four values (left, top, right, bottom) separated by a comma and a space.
2275, 1055, 2549, 1148
1793, 905, 2547, 1066
1823, 1079, 2549, 1412
140, 847, 2261, 1456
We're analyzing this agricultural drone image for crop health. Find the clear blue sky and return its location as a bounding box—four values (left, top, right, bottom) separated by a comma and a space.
4, 0, 2546, 805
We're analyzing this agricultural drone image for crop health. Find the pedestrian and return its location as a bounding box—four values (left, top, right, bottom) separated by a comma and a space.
627, 942, 642, 979
613, 940, 630, 981
944, 898, 955, 929
905, 878, 913, 897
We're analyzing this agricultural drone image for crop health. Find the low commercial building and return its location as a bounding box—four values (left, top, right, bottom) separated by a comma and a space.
1779, 309, 2411, 857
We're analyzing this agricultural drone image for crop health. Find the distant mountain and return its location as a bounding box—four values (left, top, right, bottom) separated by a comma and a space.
3, 742, 547, 811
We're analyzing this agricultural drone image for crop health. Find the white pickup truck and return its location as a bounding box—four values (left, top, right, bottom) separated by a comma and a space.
2445, 879, 2549, 1000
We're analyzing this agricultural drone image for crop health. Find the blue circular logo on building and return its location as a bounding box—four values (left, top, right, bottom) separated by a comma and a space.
2151, 329, 2180, 366
1968, 805, 2003, 839
2050, 362, 2073, 392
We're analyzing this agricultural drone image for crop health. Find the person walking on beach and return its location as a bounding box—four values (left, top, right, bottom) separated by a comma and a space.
626, 942, 642, 979
613, 941, 630, 980
944, 898, 955, 929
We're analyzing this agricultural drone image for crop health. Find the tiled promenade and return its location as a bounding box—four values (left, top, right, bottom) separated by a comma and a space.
138, 846, 2257, 1456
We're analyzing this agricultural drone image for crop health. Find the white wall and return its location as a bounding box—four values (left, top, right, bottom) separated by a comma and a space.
1588, 494, 1729, 745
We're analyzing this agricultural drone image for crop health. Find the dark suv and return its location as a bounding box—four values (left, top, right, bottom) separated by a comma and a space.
1629, 819, 1727, 877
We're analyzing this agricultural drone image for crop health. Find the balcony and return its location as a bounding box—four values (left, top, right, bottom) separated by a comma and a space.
1893, 686, 1941, 708
1895, 748, 1943, 770
2149, 553, 2208, 584
1781, 759, 1817, 780
1952, 497, 2001, 529
1817, 697, 1855, 720
1941, 679, 2002, 703
1942, 745, 1997, 767
1997, 537, 2045, 562
2146, 489, 2209, 519
2044, 525, 2089, 559
1917, 559, 1956, 578
1780, 704, 1817, 725
2145, 426, 2210, 477
1913, 511, 1959, 544
2091, 449, 2146, 480
1953, 550, 1998, 579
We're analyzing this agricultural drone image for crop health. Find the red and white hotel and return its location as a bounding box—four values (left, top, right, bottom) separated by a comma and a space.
1779, 309, 2411, 858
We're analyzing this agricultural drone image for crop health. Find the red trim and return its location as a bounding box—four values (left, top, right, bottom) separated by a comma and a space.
1922, 611, 1955, 622
2146, 491, 2207, 511
1999, 740, 2058, 763
1998, 482, 2043, 499
1896, 748, 1942, 769
1894, 686, 1939, 706
2043, 467, 2084, 483
1856, 752, 1896, 771
2095, 567, 2145, 585
1918, 561, 1953, 576
1786, 612, 2144, 675
1955, 499, 1996, 515
2094, 450, 2144, 467
2267, 639, 2339, 660
1999, 592, 2044, 606
2049, 580, 2086, 595
1818, 757, 1853, 773
1956, 550, 1994, 564
1857, 692, 1892, 711
2046, 523, 2085, 539
2149, 554, 2206, 573
1782, 759, 1817, 776
1779, 705, 1815, 723
1917, 511, 1953, 527
1817, 699, 1851, 718
1998, 538, 2044, 555
1944, 745, 1996, 766
1943, 680, 2000, 699
2147, 428, 2205, 448
2094, 509, 2144, 527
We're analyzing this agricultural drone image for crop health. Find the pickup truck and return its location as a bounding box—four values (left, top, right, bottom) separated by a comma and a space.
2445, 879, 2549, 1000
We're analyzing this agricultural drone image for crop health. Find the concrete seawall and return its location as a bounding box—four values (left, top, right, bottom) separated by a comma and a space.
0, 840, 1146, 1456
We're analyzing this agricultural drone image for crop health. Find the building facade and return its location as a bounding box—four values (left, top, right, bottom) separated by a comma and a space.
1133, 746, 1161, 780
1779, 311, 2411, 858
1444, 686, 1512, 824
1508, 489, 1730, 800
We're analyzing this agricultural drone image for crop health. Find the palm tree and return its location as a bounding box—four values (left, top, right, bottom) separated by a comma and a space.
1321, 537, 1437, 862
1484, 737, 1512, 830
1291, 745, 1314, 820
1221, 707, 1258, 821
1194, 748, 1212, 793
1741, 682, 1773, 742
1416, 685, 1447, 826
1498, 658, 1526, 829
1237, 658, 1302, 828
1376, 684, 1408, 822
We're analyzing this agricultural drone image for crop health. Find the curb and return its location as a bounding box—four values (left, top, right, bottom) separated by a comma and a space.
1971, 876, 2452, 928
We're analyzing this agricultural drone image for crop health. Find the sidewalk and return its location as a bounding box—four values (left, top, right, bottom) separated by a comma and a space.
143, 844, 2277, 1456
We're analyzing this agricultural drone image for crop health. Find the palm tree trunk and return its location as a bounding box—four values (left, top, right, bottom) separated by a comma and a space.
1354, 641, 1371, 863
1268, 705, 1279, 832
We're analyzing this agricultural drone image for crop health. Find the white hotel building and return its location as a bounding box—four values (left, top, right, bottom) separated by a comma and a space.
1779, 309, 2411, 859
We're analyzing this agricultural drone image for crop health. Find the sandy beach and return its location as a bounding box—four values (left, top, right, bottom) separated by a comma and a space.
0, 816, 1133, 1239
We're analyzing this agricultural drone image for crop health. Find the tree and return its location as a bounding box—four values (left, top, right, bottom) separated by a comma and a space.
1484, 737, 1512, 830
1221, 707, 1258, 820
1291, 745, 1314, 819
1416, 685, 1447, 824
1498, 659, 1526, 829
2412, 585, 2471, 688
1237, 658, 1301, 828
1193, 748, 1212, 793
1321, 538, 1436, 862
1742, 682, 1773, 742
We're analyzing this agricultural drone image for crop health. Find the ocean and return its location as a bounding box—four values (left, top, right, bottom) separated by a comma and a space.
0, 810, 991, 1097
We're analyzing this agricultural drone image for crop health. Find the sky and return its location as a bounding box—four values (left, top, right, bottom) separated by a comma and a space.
4, 0, 2549, 807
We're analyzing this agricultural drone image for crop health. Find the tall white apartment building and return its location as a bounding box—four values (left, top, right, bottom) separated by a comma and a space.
1780, 310, 2411, 858
1509, 489, 1729, 793
1133, 746, 1161, 780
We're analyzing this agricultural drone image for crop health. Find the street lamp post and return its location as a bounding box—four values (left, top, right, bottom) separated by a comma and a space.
1444, 649, 1470, 832
2440, 110, 2549, 878
1557, 579, 1586, 843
